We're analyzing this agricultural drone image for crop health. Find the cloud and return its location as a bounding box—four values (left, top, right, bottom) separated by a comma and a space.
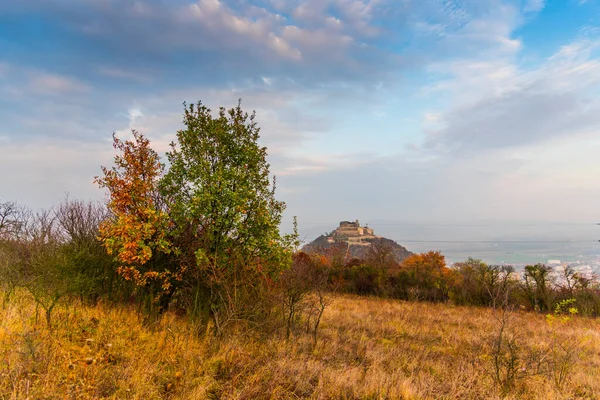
523, 0, 545, 13
0, 0, 531, 93
128, 107, 143, 121
427, 88, 599, 153
424, 113, 441, 122
292, 0, 330, 24
0, 63, 91, 97
184, 0, 302, 60
28, 72, 90, 95
0, 0, 406, 87
276, 165, 329, 176
436, 3, 522, 57
423, 34, 600, 153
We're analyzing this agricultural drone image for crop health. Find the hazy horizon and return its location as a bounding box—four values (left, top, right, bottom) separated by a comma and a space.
293, 219, 600, 264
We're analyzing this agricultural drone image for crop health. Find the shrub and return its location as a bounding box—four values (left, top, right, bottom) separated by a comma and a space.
280, 252, 329, 342
521, 264, 555, 312
395, 251, 452, 302
451, 258, 517, 308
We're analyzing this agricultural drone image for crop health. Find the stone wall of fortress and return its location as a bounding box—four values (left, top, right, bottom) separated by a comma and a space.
334, 221, 375, 238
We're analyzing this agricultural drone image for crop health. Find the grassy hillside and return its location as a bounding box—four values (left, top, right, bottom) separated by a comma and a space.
1, 291, 599, 399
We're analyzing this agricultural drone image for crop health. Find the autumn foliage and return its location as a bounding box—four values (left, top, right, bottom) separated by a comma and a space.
93, 102, 296, 328
397, 251, 454, 301
95, 131, 178, 295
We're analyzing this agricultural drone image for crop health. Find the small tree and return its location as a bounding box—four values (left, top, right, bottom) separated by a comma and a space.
452, 258, 516, 308
0, 200, 28, 302
450, 258, 483, 305
398, 251, 452, 302
19, 209, 67, 330
55, 197, 116, 304
160, 100, 293, 331
95, 131, 176, 318
280, 251, 329, 344
365, 240, 397, 270
0, 200, 25, 240
521, 264, 554, 312
488, 299, 525, 395
281, 252, 314, 340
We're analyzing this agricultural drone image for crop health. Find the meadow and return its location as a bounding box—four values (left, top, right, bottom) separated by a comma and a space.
2, 290, 599, 399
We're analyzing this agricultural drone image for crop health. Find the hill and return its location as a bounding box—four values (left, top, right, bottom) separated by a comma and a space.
302, 220, 413, 263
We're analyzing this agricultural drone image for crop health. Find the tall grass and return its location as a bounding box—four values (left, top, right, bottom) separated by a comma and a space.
1, 290, 599, 399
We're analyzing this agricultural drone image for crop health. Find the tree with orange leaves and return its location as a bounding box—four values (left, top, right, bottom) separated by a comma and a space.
95, 131, 177, 310
398, 251, 454, 301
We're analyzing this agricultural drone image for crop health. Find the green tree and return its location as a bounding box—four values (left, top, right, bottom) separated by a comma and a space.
522, 264, 554, 312
452, 258, 516, 307
161, 100, 292, 330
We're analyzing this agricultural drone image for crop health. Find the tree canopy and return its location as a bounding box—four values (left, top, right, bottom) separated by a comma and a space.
95, 100, 294, 324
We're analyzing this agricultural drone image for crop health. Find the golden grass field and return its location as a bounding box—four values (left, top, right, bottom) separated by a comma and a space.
1, 291, 599, 399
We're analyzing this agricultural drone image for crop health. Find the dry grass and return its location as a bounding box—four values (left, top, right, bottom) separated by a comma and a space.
1, 291, 599, 399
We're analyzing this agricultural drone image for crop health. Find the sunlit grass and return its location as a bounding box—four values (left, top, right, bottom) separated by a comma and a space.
1, 290, 599, 399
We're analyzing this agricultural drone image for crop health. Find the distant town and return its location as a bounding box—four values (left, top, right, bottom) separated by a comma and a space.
499, 257, 600, 280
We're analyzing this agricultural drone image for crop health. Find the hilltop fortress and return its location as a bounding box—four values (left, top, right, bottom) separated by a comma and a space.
304, 219, 412, 262
328, 220, 379, 246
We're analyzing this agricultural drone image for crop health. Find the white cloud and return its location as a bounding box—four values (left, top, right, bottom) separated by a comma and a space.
29, 72, 90, 95
424, 112, 441, 122
325, 16, 343, 29
523, 0, 545, 13
421, 30, 600, 153
442, 3, 522, 55
128, 107, 143, 122
185, 0, 302, 60
282, 25, 353, 57
292, 1, 327, 23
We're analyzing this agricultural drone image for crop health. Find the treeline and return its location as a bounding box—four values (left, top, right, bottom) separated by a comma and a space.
315, 242, 600, 316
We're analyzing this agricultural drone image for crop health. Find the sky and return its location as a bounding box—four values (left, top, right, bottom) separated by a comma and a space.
1, 0, 600, 246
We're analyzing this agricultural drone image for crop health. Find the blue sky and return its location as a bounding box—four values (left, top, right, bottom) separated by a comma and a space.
1, 0, 600, 239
